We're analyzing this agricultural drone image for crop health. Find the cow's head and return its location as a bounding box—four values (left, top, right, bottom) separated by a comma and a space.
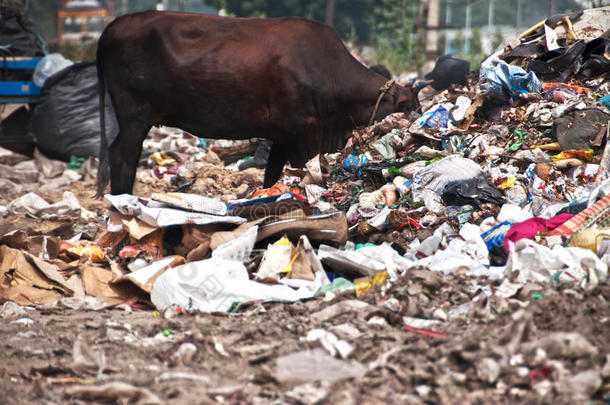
391, 82, 420, 114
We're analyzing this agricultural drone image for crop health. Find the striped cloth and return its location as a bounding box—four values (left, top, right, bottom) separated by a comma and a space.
550, 194, 610, 237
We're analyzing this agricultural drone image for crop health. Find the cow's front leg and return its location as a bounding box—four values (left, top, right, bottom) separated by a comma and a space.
263, 141, 287, 188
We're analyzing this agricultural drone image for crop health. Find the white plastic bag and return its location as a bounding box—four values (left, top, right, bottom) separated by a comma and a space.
33, 53, 74, 87
151, 258, 320, 313
504, 240, 608, 288
212, 225, 257, 262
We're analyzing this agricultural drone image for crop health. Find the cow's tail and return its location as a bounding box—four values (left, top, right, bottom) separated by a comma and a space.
96, 43, 110, 198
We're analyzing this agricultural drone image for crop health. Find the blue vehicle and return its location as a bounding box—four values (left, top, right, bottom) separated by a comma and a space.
0, 0, 46, 155
0, 55, 41, 104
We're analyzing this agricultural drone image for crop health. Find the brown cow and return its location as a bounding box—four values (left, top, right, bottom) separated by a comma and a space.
96, 11, 419, 195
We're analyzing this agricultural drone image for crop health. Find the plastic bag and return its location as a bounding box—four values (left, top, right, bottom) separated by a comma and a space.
276, 349, 366, 383
504, 239, 608, 288
441, 177, 505, 206
342, 153, 368, 176
424, 55, 469, 91
28, 62, 118, 162
211, 225, 257, 262
412, 155, 484, 196
151, 258, 321, 313
424, 105, 449, 129
480, 60, 542, 102
255, 236, 295, 280
33, 53, 73, 87
371, 129, 402, 159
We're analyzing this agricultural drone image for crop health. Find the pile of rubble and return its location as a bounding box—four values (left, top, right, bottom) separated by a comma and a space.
0, 6, 609, 403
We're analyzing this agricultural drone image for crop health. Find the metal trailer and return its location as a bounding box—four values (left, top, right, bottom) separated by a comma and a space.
0, 55, 41, 154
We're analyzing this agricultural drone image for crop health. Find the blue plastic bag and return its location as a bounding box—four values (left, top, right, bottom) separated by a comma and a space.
480, 221, 513, 250
480, 60, 541, 102
599, 95, 610, 111
425, 105, 449, 129
342, 153, 368, 176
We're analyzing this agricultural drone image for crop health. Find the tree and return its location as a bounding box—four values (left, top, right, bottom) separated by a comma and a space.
452, 29, 464, 56
438, 32, 447, 54
470, 27, 482, 56
27, 0, 59, 41
467, 26, 484, 67
326, 0, 336, 26
491, 26, 504, 51
371, 0, 419, 73
208, 0, 377, 44
446, 0, 583, 29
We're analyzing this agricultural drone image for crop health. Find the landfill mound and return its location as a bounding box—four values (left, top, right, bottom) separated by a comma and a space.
1, 8, 610, 404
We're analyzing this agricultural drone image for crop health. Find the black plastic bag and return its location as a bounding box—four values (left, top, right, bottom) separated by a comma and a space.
442, 177, 504, 206
28, 62, 118, 161
424, 55, 469, 91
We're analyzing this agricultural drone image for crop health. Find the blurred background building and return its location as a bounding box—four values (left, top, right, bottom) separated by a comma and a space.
19, 0, 607, 73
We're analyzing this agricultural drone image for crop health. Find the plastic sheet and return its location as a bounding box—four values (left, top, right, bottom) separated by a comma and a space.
480, 60, 542, 102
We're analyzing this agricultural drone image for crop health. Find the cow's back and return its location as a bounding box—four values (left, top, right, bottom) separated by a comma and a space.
97, 11, 377, 140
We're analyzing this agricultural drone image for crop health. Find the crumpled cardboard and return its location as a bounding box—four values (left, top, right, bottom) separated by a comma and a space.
301, 154, 330, 185
0, 246, 73, 305
110, 256, 184, 301
80, 264, 119, 298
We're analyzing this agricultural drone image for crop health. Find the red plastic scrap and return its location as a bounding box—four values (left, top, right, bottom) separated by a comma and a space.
377, 297, 389, 305
321, 189, 347, 202
403, 325, 448, 338
118, 244, 160, 259
530, 367, 552, 385
397, 215, 421, 231
250, 183, 306, 200
152, 164, 182, 179
122, 297, 153, 311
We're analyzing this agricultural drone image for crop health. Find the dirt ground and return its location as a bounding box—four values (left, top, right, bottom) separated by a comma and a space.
1, 268, 609, 404
0, 154, 609, 404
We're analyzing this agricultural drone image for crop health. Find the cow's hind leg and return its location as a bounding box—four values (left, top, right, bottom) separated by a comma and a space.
263, 142, 287, 188
109, 119, 152, 195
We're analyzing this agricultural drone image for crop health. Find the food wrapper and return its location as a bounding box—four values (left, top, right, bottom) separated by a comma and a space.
551, 149, 594, 162
354, 270, 388, 297
67, 245, 105, 263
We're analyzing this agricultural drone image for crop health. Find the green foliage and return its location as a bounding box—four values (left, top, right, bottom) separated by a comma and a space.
492, 27, 504, 51
438, 32, 447, 54
209, 0, 377, 43
442, 0, 583, 29
59, 41, 98, 63
27, 0, 59, 41
452, 29, 464, 55
449, 28, 484, 70
470, 27, 482, 55
465, 27, 485, 69
370, 0, 419, 73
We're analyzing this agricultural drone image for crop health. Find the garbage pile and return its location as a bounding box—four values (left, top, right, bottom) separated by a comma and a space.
0, 5, 609, 313
0, 7, 609, 402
